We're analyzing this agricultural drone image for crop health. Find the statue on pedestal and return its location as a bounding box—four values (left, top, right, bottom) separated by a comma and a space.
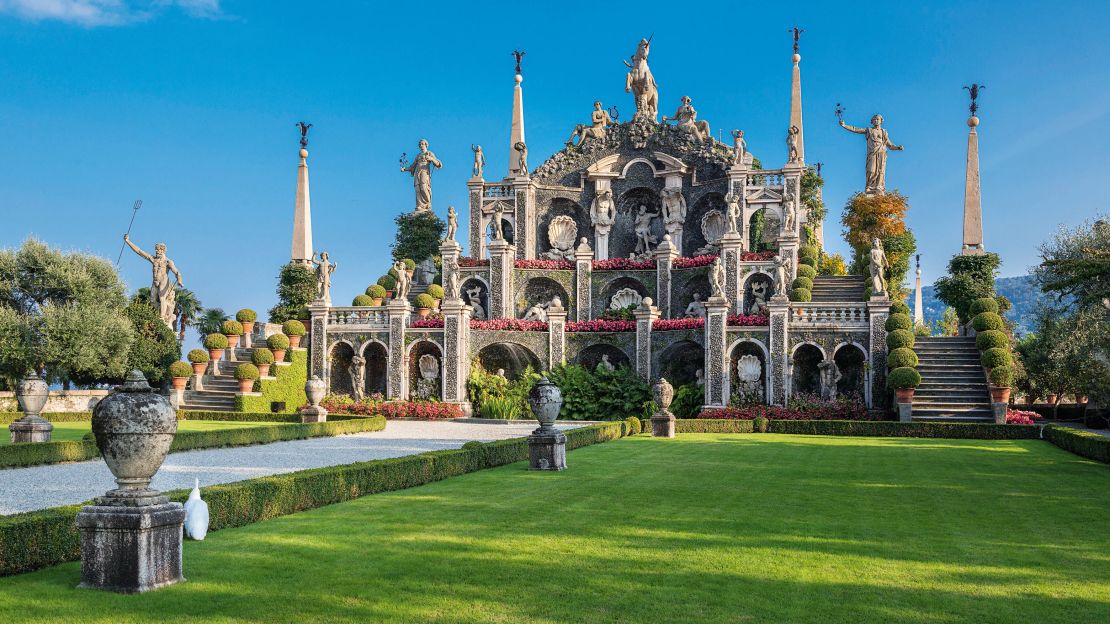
773, 255, 790, 297
633, 205, 659, 256
684, 293, 706, 318
443, 256, 460, 300
446, 205, 458, 241
123, 235, 183, 329
818, 359, 842, 401
400, 139, 443, 212
782, 198, 798, 236
311, 251, 337, 302
392, 260, 411, 301
869, 238, 889, 296
725, 192, 741, 234
567, 101, 613, 147
787, 125, 801, 163
663, 96, 711, 142
491, 202, 505, 240
349, 355, 366, 402
731, 129, 747, 165
837, 108, 903, 194
709, 257, 725, 299
470, 144, 484, 178
624, 37, 659, 120
591, 189, 615, 228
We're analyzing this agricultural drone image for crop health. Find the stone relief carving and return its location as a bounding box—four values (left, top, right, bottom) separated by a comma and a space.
663, 96, 711, 142
567, 101, 614, 147
123, 235, 183, 329
540, 215, 578, 261
623, 37, 658, 121
609, 287, 643, 310
400, 139, 442, 212
837, 110, 903, 194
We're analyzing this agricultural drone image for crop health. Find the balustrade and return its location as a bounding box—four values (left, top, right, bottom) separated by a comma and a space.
788, 303, 868, 327
327, 306, 389, 329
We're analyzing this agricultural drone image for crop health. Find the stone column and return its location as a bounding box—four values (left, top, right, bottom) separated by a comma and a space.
633, 298, 660, 381
654, 234, 679, 318
719, 231, 744, 315
512, 180, 536, 260
487, 238, 516, 319
768, 296, 790, 406
867, 298, 890, 409
441, 297, 473, 415
386, 300, 411, 400
703, 296, 729, 409
574, 238, 593, 322
467, 178, 484, 259
547, 303, 566, 368
307, 301, 329, 383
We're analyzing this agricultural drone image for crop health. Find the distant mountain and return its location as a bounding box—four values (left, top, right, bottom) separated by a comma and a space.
919, 275, 1040, 336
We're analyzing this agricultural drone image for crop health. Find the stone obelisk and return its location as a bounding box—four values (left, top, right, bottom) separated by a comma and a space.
291, 123, 314, 265
913, 255, 924, 325
508, 51, 527, 177
788, 27, 805, 164
961, 86, 985, 255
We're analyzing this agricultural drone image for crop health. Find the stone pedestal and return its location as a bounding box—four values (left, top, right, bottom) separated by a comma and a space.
9, 418, 53, 443
574, 239, 593, 321
488, 238, 516, 319
547, 305, 566, 368
385, 300, 411, 399
768, 297, 790, 406
528, 429, 567, 471
866, 299, 891, 409
307, 301, 330, 382
594, 224, 610, 260
897, 403, 913, 423
654, 236, 679, 318
719, 232, 744, 314
76, 503, 186, 593
991, 402, 1007, 425
633, 298, 660, 381
300, 405, 327, 423
651, 413, 676, 438
192, 373, 204, 392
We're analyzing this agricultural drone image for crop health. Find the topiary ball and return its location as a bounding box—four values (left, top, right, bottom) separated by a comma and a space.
252, 348, 275, 365
402, 258, 416, 270
795, 264, 817, 280
366, 284, 387, 299
887, 347, 919, 369
235, 363, 260, 381
426, 283, 445, 299
972, 312, 1004, 332
792, 277, 813, 291
886, 329, 915, 350
799, 245, 819, 261
235, 308, 257, 323
267, 333, 290, 350
885, 313, 912, 332
789, 288, 812, 302
970, 297, 1000, 315
624, 416, 642, 435
187, 348, 210, 363
352, 294, 374, 306
975, 330, 1009, 351
221, 319, 244, 336
989, 366, 1013, 387
981, 347, 1012, 369
799, 256, 818, 268
413, 293, 437, 309
282, 320, 306, 336
204, 333, 229, 350
889, 301, 910, 316
169, 361, 193, 378
887, 366, 922, 390
377, 274, 397, 290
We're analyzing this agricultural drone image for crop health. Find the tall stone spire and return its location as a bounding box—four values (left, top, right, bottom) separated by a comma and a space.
913, 254, 924, 325
291, 122, 313, 265
788, 27, 805, 164
508, 50, 527, 177
961, 84, 985, 255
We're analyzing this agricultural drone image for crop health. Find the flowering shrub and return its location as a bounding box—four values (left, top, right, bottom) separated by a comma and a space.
566, 319, 636, 332
459, 257, 490, 267
673, 255, 717, 269
1006, 409, 1039, 425
515, 259, 573, 270
411, 318, 445, 328
727, 314, 770, 326
697, 394, 873, 421
593, 258, 655, 270
652, 317, 704, 331
471, 319, 548, 331
741, 251, 776, 262
317, 396, 462, 419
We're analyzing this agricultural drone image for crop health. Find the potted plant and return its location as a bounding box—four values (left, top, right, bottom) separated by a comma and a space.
252, 348, 275, 377
352, 294, 374, 307
234, 363, 260, 394
377, 274, 396, 299
888, 367, 921, 404
366, 284, 387, 306
221, 319, 244, 349
402, 258, 416, 279
187, 348, 210, 376
988, 366, 1012, 404
267, 333, 290, 363
1046, 393, 1058, 405
236, 309, 257, 337
413, 293, 436, 318
168, 361, 192, 390
283, 320, 306, 348
204, 333, 229, 361
426, 283, 445, 309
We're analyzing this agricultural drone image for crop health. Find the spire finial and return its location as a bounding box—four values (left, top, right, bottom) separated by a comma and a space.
964, 83, 985, 117
512, 50, 525, 75
295, 121, 312, 149
788, 26, 804, 55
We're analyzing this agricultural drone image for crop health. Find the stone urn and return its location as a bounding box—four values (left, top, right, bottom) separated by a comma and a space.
651, 377, 676, 438
527, 376, 563, 433
10, 370, 53, 443
301, 375, 328, 423
91, 370, 178, 506
653, 377, 674, 411
526, 377, 566, 470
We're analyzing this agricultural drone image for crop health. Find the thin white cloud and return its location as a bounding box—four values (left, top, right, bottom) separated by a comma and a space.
0, 0, 221, 26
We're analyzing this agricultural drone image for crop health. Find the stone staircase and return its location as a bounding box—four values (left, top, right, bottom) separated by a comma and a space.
178, 344, 260, 413
810, 276, 867, 302
911, 336, 993, 422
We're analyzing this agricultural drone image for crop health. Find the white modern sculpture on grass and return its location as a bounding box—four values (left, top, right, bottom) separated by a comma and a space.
184, 479, 209, 541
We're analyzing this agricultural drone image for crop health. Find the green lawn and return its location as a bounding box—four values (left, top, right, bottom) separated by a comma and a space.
0, 420, 286, 445
1, 434, 1108, 623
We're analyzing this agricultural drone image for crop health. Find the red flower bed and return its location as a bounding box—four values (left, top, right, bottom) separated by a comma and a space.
697, 395, 874, 421
411, 318, 445, 328
741, 251, 776, 261
593, 258, 655, 270
1006, 409, 1039, 425
319, 397, 462, 419
470, 319, 548, 331
515, 259, 573, 270
652, 317, 704, 331
459, 257, 490, 267
727, 314, 770, 326
672, 255, 718, 269
566, 319, 636, 332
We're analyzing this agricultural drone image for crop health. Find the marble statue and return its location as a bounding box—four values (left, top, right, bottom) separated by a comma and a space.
661, 187, 687, 227
446, 205, 458, 241
349, 355, 366, 402
597, 354, 615, 372
567, 101, 613, 147
471, 144, 484, 178
633, 205, 659, 255
591, 189, 615, 227
393, 260, 411, 301
514, 141, 528, 176
609, 288, 643, 310
749, 280, 769, 316
818, 359, 842, 401
684, 293, 706, 318
735, 355, 763, 399
491, 202, 505, 240
773, 255, 789, 297
414, 354, 440, 401
663, 96, 711, 142
725, 192, 741, 234
709, 257, 724, 300
624, 37, 658, 120
787, 125, 801, 163
443, 256, 460, 300
400, 139, 443, 212
695, 368, 705, 387
869, 238, 889, 296
465, 285, 486, 319
123, 234, 183, 329
731, 129, 747, 165
782, 198, 798, 236
540, 215, 578, 261
311, 251, 336, 302
838, 112, 903, 194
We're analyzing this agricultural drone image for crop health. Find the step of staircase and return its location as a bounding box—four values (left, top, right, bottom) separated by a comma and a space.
810, 276, 867, 303
911, 336, 992, 423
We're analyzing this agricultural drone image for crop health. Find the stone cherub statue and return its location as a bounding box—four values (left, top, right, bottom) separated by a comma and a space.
591, 189, 615, 227
838, 109, 903, 194
663, 96, 711, 142
869, 238, 889, 296
311, 251, 337, 303
124, 234, 183, 329
400, 139, 443, 212
633, 205, 659, 255
725, 192, 741, 234
465, 285, 486, 319
349, 355, 366, 402
684, 292, 706, 318
446, 205, 458, 241
567, 101, 614, 147
731, 129, 746, 165
709, 257, 725, 300
624, 37, 658, 120
818, 359, 843, 401
392, 260, 411, 301
470, 144, 484, 178
773, 255, 790, 297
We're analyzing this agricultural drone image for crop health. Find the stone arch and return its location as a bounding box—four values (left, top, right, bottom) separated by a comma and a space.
488, 217, 515, 246
540, 198, 587, 256
748, 207, 780, 251
599, 275, 649, 312
742, 271, 774, 316
576, 343, 632, 371
518, 276, 569, 318
685, 191, 726, 256
359, 340, 388, 397
790, 343, 825, 398
728, 338, 769, 405
621, 159, 659, 179
461, 277, 490, 320
477, 342, 543, 381
408, 340, 444, 401
657, 339, 705, 387
328, 341, 356, 396
833, 342, 868, 401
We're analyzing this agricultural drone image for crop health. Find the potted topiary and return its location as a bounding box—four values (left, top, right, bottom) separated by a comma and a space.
252, 348, 275, 377
988, 366, 1013, 403
235, 363, 260, 394
980, 347, 1012, 372
366, 284, 387, 306
168, 361, 192, 390
187, 348, 210, 376
204, 333, 229, 361
283, 320, 306, 348
377, 274, 396, 299
236, 309, 257, 336
267, 333, 290, 363
426, 283, 445, 309
352, 294, 374, 307
221, 319, 244, 349
413, 293, 436, 318
789, 288, 812, 302
888, 366, 921, 404
402, 258, 416, 279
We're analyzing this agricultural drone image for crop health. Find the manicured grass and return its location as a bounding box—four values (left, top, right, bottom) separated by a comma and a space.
2, 434, 1108, 623
0, 420, 286, 445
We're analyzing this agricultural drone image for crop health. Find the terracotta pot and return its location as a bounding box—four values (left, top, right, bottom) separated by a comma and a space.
241, 321, 255, 335
1046, 393, 1058, 405
171, 376, 188, 391
989, 386, 1011, 404
191, 362, 207, 376
272, 348, 287, 362
895, 388, 915, 404
371, 297, 383, 307
208, 348, 224, 361
257, 363, 271, 378
385, 290, 394, 299
416, 307, 431, 318
1024, 395, 1036, 406
226, 334, 240, 348
238, 379, 254, 393
288, 335, 303, 348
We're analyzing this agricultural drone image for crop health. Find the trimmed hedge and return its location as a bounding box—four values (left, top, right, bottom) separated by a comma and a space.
887, 367, 921, 389
282, 320, 306, 336
889, 301, 910, 315
238, 348, 308, 413
0, 421, 625, 576
366, 284, 387, 299
0, 412, 94, 425
676, 419, 756, 434
765, 420, 1041, 439
795, 264, 817, 280
1044, 425, 1110, 463
799, 245, 819, 261
886, 329, 916, 350
981, 347, 1012, 369
624, 416, 642, 435
975, 330, 1009, 351
970, 297, 1000, 315
791, 277, 813, 291
352, 294, 374, 307
989, 366, 1013, 387
221, 320, 244, 336
887, 347, 919, 369
972, 312, 1004, 332
885, 313, 912, 332
789, 288, 812, 302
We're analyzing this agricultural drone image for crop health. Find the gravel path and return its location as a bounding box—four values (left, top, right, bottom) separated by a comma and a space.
0, 420, 575, 515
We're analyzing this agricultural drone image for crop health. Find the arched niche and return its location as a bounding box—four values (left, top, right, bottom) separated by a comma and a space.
685, 192, 726, 256
834, 343, 868, 401
658, 340, 705, 387
729, 340, 767, 404
576, 343, 631, 371
675, 272, 710, 318
791, 343, 824, 398
477, 342, 543, 381
461, 277, 490, 320
613, 187, 661, 259
408, 340, 443, 401
599, 275, 649, 313
488, 218, 515, 245
540, 198, 588, 256
748, 207, 780, 252
519, 276, 569, 318
328, 342, 355, 396
742, 272, 774, 316
361, 341, 388, 398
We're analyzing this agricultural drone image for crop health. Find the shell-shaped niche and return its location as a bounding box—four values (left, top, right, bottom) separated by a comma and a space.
701, 210, 727, 244
609, 287, 643, 310
547, 215, 578, 252
418, 354, 440, 380
736, 354, 762, 383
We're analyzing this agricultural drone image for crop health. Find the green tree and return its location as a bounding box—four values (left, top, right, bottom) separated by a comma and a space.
841, 192, 916, 297
800, 168, 826, 225
1033, 217, 1110, 311
194, 307, 229, 337
173, 287, 202, 344
933, 253, 1001, 324
269, 262, 316, 323
122, 301, 180, 384
393, 211, 446, 264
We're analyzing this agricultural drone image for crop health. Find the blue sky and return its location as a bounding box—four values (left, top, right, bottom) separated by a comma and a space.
1, 0, 1108, 344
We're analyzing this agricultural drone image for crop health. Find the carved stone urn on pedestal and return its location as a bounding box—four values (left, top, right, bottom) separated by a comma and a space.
301, 375, 328, 423
9, 371, 52, 443
526, 376, 566, 470
76, 370, 185, 593
651, 377, 676, 438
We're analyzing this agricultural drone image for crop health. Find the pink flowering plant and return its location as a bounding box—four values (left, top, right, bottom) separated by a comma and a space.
566, 319, 636, 332
697, 393, 873, 421
1005, 409, 1039, 425
727, 314, 770, 326
515, 259, 573, 270
652, 317, 704, 331
316, 395, 462, 419
593, 258, 655, 270
458, 257, 490, 267
471, 319, 549, 331
411, 318, 445, 328
741, 251, 776, 262
672, 255, 718, 269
